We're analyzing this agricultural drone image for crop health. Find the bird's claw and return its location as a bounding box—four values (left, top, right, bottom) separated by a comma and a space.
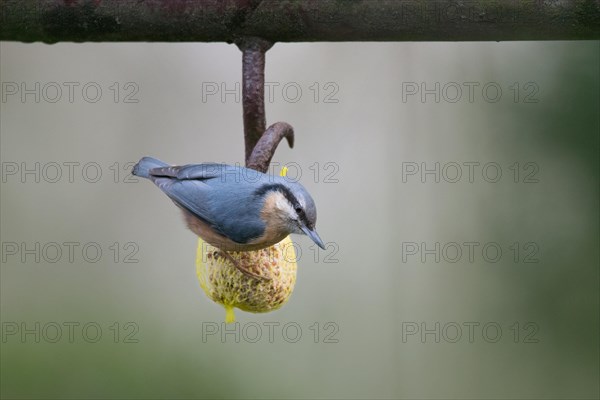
217, 250, 271, 281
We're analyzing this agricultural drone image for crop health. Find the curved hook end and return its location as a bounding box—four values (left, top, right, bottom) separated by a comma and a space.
247, 122, 295, 173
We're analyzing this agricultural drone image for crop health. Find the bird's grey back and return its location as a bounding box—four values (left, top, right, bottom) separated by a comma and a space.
148, 163, 295, 243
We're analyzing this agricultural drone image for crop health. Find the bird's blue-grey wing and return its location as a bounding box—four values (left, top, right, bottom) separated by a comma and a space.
151, 170, 267, 244
147, 163, 228, 234
151, 177, 226, 234
204, 184, 267, 243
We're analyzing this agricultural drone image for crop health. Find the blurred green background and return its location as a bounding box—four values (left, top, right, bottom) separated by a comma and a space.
1, 41, 598, 399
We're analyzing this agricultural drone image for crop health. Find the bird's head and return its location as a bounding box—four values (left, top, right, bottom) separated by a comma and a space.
256, 180, 325, 249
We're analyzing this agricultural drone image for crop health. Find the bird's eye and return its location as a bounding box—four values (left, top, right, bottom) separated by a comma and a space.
295, 206, 302, 214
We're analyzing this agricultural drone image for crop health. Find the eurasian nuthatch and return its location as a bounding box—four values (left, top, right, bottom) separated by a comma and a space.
132, 157, 325, 253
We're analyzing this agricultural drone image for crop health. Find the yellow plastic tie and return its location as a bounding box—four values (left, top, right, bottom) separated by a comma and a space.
225, 305, 236, 324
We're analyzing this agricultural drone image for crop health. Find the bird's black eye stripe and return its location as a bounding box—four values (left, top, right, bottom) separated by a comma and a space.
255, 183, 310, 225
256, 184, 299, 209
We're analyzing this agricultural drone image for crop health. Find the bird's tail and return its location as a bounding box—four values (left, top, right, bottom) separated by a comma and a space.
132, 156, 169, 179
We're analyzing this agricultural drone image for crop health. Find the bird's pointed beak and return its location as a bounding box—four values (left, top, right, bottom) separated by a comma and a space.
301, 225, 326, 249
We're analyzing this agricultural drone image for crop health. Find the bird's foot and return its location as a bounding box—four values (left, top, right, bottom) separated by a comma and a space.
217, 249, 271, 281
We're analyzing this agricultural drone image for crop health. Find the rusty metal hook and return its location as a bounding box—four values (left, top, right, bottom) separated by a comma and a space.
236, 36, 294, 173
246, 122, 294, 173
